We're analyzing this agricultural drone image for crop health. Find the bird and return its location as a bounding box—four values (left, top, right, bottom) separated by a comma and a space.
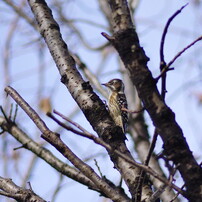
102, 79, 128, 133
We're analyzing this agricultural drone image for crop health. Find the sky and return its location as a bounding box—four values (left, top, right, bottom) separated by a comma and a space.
0, 0, 202, 201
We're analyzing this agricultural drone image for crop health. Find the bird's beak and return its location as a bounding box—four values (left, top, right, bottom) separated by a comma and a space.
102, 83, 108, 87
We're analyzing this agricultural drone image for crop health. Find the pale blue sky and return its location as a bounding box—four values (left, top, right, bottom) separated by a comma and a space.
0, 1, 202, 201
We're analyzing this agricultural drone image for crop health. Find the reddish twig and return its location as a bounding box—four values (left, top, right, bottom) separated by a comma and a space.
167, 35, 202, 69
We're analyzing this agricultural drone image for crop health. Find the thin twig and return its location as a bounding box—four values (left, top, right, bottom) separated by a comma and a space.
5, 86, 51, 135
5, 86, 185, 197
145, 130, 158, 166
101, 32, 115, 41
51, 174, 64, 202
160, 3, 188, 65
136, 130, 158, 200
148, 162, 177, 202
0, 106, 10, 123
72, 54, 108, 98
159, 3, 188, 100
167, 35, 202, 69
3, 0, 37, 29
9, 104, 13, 120
94, 159, 103, 177
149, 183, 167, 202
13, 145, 24, 150
0, 176, 46, 202
155, 67, 174, 82
170, 184, 186, 202
54, 108, 88, 132
13, 104, 18, 122
0, 115, 99, 193
47, 112, 88, 138
4, 86, 130, 201
49, 111, 185, 196
27, 181, 33, 191
157, 35, 202, 83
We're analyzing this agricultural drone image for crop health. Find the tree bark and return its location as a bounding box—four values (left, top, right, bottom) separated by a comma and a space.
27, 0, 153, 200
105, 0, 202, 201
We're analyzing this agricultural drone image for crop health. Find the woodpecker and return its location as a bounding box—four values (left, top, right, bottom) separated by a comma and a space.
102, 79, 128, 133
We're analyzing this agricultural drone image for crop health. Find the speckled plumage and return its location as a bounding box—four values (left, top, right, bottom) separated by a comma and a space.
102, 79, 128, 133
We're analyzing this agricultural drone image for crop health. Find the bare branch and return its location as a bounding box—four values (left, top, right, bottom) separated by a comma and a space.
72, 54, 108, 98
51, 174, 64, 202
105, 0, 202, 200
25, 1, 153, 200
160, 3, 188, 66
148, 184, 167, 202
48, 111, 185, 196
3, 86, 185, 197
0, 176, 46, 202
156, 35, 202, 85
167, 35, 202, 69
159, 3, 187, 99
0, 115, 97, 192
121, 66, 178, 201
1, 1, 202, 201
2, 0, 36, 29
4, 86, 130, 202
